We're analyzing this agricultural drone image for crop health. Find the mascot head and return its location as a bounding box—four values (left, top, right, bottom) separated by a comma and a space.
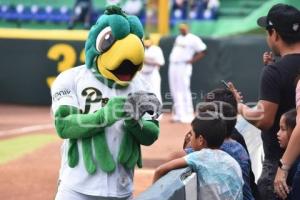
85, 5, 144, 87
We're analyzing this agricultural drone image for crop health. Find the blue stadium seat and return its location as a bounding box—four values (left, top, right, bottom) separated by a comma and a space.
48, 6, 71, 23
59, 6, 71, 22
0, 5, 9, 19
20, 6, 34, 21
34, 7, 49, 22
2, 5, 18, 21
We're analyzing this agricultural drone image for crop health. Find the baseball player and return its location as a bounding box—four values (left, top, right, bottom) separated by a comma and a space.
168, 23, 207, 123
140, 36, 165, 103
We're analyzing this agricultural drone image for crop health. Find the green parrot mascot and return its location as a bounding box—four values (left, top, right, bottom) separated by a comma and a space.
51, 5, 160, 200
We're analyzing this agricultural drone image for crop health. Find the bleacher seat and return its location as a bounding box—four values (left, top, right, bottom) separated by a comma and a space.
4, 5, 19, 21
18, 6, 33, 21
170, 0, 218, 26
0, 5, 8, 19
0, 0, 149, 28
34, 7, 48, 22
48, 6, 71, 23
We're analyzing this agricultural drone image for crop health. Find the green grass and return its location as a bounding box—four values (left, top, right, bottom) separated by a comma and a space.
0, 134, 58, 165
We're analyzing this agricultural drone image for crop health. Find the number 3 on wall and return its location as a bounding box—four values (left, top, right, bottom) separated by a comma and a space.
46, 43, 85, 88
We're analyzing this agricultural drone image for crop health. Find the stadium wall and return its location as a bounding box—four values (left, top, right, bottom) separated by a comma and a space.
160, 35, 267, 108
0, 29, 268, 105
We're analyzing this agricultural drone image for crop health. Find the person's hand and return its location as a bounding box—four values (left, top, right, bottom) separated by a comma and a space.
227, 82, 243, 103
183, 131, 192, 149
123, 91, 162, 121
186, 59, 193, 64
274, 167, 290, 199
263, 51, 274, 65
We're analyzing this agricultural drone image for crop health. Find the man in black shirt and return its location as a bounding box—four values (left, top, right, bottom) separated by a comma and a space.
68, 0, 93, 29
229, 3, 300, 200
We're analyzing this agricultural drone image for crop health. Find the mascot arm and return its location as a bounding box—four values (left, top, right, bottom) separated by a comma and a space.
55, 105, 102, 139
55, 97, 127, 139
124, 119, 159, 146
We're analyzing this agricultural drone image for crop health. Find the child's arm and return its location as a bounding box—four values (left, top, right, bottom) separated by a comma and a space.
153, 158, 187, 183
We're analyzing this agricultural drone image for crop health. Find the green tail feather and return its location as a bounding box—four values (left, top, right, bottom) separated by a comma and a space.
118, 129, 133, 165
125, 138, 139, 169
137, 145, 142, 168
68, 139, 79, 167
82, 138, 97, 174
93, 132, 116, 172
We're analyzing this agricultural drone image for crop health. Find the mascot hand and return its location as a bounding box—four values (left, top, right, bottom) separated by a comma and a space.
123, 118, 159, 146
124, 91, 162, 121
99, 96, 127, 126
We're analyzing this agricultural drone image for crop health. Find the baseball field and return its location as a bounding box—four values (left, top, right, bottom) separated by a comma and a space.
0, 103, 190, 200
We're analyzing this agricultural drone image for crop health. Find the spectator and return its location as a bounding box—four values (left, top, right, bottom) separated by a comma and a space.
275, 109, 299, 199
153, 111, 243, 200
203, 0, 220, 19
198, 101, 255, 200
106, 0, 121, 5
140, 36, 165, 103
122, 0, 143, 15
204, 87, 264, 186
229, 4, 300, 200
169, 23, 206, 123
68, 0, 93, 29
274, 79, 300, 199
172, 0, 188, 19
204, 88, 248, 151
169, 88, 260, 200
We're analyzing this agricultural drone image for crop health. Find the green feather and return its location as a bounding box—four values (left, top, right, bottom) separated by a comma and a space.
118, 129, 133, 165
68, 139, 79, 167
137, 145, 142, 168
128, 16, 144, 39
93, 132, 116, 172
82, 138, 97, 174
125, 140, 140, 169
104, 5, 127, 17
85, 6, 144, 69
108, 15, 130, 39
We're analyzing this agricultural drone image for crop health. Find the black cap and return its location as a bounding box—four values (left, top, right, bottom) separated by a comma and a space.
257, 4, 300, 37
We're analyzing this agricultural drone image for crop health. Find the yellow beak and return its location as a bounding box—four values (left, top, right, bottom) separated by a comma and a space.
97, 33, 144, 86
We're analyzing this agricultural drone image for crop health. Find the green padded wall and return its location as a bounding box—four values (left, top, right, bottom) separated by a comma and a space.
159, 35, 268, 108
0, 34, 268, 105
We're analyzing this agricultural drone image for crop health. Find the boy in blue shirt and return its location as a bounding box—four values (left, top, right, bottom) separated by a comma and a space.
199, 101, 254, 200
153, 111, 244, 200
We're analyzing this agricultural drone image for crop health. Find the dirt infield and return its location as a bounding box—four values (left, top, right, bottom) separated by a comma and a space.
0, 104, 190, 199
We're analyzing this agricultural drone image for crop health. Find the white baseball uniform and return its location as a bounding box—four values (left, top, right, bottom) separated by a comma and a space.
140, 45, 165, 103
51, 65, 150, 199
169, 33, 207, 123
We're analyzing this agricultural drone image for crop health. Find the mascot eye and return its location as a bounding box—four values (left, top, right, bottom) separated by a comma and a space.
96, 27, 116, 53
